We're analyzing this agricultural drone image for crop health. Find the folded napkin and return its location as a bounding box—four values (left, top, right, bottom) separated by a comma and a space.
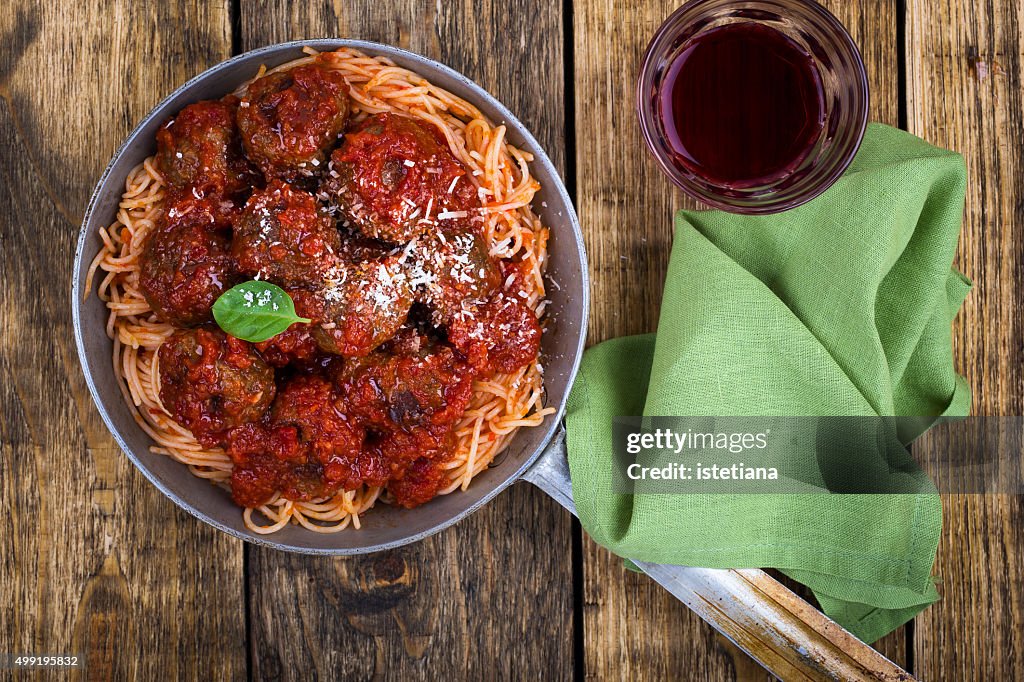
566, 123, 971, 642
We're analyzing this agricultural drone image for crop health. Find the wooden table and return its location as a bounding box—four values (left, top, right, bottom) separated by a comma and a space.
1, 0, 1021, 679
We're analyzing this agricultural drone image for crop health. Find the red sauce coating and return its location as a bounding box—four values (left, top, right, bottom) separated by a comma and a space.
334, 341, 474, 432
447, 291, 542, 376
323, 335, 473, 508
252, 288, 322, 367
386, 455, 449, 508
140, 213, 237, 327
225, 372, 392, 508
227, 423, 379, 506
162, 184, 240, 231
158, 328, 275, 447
272, 374, 384, 487
156, 97, 258, 197
322, 113, 482, 243
225, 423, 301, 506
231, 180, 341, 286
237, 64, 351, 181
358, 424, 456, 508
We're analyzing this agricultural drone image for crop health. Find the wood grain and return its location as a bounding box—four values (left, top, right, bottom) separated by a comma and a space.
571, 0, 759, 675
2, 0, 1022, 678
571, 0, 906, 678
905, 0, 1024, 678
235, 2, 574, 680
0, 2, 247, 681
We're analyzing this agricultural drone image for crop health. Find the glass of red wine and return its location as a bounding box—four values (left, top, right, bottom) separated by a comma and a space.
637, 0, 868, 214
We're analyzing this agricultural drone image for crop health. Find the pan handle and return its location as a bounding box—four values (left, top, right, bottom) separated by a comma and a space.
521, 427, 915, 682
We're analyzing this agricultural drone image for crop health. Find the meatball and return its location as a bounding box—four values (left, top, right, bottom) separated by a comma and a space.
334, 229, 394, 264
239, 457, 337, 504
270, 374, 384, 490
405, 226, 501, 324
140, 213, 237, 327
350, 420, 456, 508
379, 321, 438, 356
163, 184, 240, 232
155, 96, 257, 196
224, 423, 301, 507
369, 413, 458, 508
447, 293, 542, 376
310, 255, 414, 357
225, 417, 378, 507
157, 328, 275, 447
321, 113, 482, 243
252, 288, 322, 367
237, 64, 351, 181
387, 456, 449, 508
231, 180, 342, 287
333, 338, 474, 432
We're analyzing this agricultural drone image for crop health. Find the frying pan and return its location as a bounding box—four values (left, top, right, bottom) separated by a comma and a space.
71, 40, 912, 680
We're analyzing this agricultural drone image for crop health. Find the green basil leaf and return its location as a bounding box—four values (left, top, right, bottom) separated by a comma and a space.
212, 281, 311, 343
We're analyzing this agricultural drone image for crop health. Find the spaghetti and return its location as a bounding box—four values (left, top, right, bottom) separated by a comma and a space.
86, 47, 553, 534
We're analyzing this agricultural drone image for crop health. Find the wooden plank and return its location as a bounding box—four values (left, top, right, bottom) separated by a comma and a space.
0, 2, 246, 680
905, 0, 1024, 678
236, 3, 574, 680
572, 0, 904, 678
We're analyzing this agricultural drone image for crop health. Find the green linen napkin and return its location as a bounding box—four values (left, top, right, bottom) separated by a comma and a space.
566, 123, 971, 643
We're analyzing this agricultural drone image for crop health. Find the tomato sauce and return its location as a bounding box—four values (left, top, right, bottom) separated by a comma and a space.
148, 71, 545, 513
324, 113, 482, 243
447, 263, 542, 375
232, 180, 341, 286
158, 329, 276, 447
237, 64, 351, 180
156, 96, 257, 198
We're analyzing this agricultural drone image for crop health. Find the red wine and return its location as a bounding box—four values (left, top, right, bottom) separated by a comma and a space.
658, 22, 826, 188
